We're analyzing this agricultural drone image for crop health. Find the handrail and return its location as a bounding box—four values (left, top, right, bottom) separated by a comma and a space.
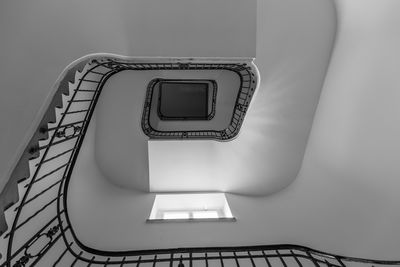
1, 55, 399, 266
0, 57, 90, 236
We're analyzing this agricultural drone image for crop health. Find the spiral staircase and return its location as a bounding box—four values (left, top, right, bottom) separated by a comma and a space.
0, 55, 398, 266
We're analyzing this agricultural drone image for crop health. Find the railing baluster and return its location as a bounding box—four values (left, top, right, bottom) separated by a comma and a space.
152, 255, 157, 267
71, 251, 83, 266
53, 242, 71, 267
61, 109, 90, 115
88, 70, 105, 75
306, 251, 320, 267
16, 179, 62, 210
79, 78, 101, 83
30, 227, 67, 266
68, 99, 93, 103
290, 250, 303, 267
34, 133, 81, 152
248, 251, 256, 267
219, 252, 224, 267
233, 252, 239, 267
8, 215, 60, 260
336, 257, 346, 267
104, 257, 110, 266
37, 148, 75, 166
87, 256, 96, 267
120, 256, 126, 267
74, 89, 97, 92
11, 194, 62, 234
27, 163, 69, 187
276, 250, 287, 267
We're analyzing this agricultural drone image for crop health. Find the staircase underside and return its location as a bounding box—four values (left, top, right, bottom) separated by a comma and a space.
0, 56, 399, 266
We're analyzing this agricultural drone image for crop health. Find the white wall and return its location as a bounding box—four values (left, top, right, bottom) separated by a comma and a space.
0, 0, 256, 192
276, 0, 400, 259
67, 0, 341, 255
69, 0, 400, 260
6, 0, 400, 261
149, 0, 337, 195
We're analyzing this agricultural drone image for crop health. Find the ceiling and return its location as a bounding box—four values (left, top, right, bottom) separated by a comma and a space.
0, 0, 335, 195
68, 1, 400, 259
2, 0, 400, 261
93, 0, 336, 195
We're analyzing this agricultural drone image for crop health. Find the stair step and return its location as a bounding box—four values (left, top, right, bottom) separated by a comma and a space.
0, 59, 92, 240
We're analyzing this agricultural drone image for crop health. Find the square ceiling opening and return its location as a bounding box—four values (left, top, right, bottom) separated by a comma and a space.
148, 193, 235, 222
158, 81, 210, 120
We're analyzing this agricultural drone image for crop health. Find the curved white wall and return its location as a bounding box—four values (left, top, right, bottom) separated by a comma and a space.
272, 0, 400, 259
149, 0, 336, 195
4, 0, 400, 260
68, 0, 341, 254
0, 0, 256, 192
70, 0, 400, 259
0, 0, 335, 196
212, 0, 336, 194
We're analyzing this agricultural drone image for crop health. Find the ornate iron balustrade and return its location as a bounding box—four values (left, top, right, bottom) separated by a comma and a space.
1, 57, 400, 266
140, 62, 257, 140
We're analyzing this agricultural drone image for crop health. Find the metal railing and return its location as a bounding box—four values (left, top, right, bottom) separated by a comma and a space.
141, 62, 257, 140
1, 57, 400, 266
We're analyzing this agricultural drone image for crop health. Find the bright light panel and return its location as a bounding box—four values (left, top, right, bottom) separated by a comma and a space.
192, 210, 219, 219
148, 193, 235, 222
163, 211, 190, 220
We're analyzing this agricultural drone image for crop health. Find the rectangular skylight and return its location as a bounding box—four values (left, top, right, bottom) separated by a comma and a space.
192, 210, 219, 219
158, 81, 209, 120
148, 193, 235, 222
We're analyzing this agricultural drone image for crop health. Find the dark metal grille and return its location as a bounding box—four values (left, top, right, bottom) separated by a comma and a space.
1, 57, 400, 267
141, 64, 257, 140
156, 79, 217, 121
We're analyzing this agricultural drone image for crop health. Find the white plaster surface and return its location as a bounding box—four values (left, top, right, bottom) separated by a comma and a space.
68, 0, 342, 256
5, 0, 400, 262
69, 0, 400, 260
149, 0, 337, 195
0, 0, 256, 193
94, 68, 242, 191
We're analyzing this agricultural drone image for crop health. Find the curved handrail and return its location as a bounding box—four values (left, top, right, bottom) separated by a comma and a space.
0, 56, 90, 236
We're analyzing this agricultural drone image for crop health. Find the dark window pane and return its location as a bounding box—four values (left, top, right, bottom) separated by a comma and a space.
159, 82, 209, 119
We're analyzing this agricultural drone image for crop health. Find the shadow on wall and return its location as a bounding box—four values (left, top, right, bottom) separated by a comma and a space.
94, 0, 338, 196
265, 0, 400, 259
210, 0, 337, 195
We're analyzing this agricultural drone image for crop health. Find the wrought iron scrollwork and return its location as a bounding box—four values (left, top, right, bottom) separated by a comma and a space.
12, 224, 61, 267
55, 125, 81, 139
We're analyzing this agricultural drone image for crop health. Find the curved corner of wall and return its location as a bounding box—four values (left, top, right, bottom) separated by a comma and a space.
93, 71, 150, 192
292, 0, 400, 259
235, 0, 337, 196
